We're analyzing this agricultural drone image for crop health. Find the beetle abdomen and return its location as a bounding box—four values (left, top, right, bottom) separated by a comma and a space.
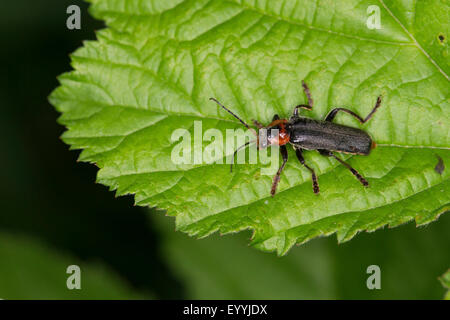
288, 118, 373, 155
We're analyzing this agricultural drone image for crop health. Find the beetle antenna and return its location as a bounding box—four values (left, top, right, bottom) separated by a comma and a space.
230, 140, 257, 173
210, 98, 252, 130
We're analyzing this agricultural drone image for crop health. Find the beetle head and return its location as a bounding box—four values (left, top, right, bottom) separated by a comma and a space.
258, 126, 290, 148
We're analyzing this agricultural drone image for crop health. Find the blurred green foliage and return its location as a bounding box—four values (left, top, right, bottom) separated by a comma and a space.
154, 212, 450, 299
439, 269, 450, 300
0, 232, 148, 299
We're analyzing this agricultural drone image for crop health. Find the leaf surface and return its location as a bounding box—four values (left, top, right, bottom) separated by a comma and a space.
50, 0, 449, 254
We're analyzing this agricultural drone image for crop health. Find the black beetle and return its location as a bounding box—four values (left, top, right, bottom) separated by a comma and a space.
210, 81, 381, 196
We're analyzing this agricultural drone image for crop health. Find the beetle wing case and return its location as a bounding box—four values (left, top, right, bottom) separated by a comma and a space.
288, 117, 373, 155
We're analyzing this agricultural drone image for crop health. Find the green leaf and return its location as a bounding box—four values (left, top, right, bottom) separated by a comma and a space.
440, 269, 450, 300
0, 232, 149, 299
50, 0, 449, 254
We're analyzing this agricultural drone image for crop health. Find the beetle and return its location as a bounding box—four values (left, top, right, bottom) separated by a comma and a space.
210, 81, 382, 196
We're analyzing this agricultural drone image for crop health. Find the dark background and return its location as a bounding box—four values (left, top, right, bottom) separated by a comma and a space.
0, 0, 448, 299
0, 0, 183, 299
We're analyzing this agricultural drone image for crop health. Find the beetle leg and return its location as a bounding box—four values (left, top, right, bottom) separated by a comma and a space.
302, 80, 314, 107
292, 81, 314, 118
265, 114, 285, 128
252, 119, 264, 129
271, 145, 288, 197
318, 149, 331, 157
325, 96, 382, 124
295, 147, 319, 194
292, 104, 312, 117
320, 150, 369, 187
